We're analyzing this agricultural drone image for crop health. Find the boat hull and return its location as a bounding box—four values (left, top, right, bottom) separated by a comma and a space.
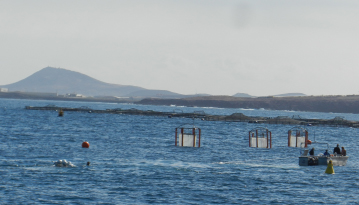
299, 156, 348, 166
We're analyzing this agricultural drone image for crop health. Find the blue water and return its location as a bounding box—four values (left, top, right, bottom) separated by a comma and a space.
1, 98, 359, 204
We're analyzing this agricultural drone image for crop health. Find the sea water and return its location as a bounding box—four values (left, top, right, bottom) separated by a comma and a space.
0, 98, 359, 204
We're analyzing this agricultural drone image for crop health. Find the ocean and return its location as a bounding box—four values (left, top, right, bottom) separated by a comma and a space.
1, 98, 359, 204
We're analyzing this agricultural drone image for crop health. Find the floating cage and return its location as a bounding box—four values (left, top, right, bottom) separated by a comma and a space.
249, 127, 272, 148
288, 126, 309, 148
175, 125, 201, 147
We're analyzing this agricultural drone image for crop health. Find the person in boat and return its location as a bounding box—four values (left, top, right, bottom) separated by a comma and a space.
333, 144, 341, 155
341, 147, 347, 156
323, 150, 330, 156
309, 147, 315, 156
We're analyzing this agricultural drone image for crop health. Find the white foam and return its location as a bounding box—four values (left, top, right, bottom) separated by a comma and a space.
53, 159, 75, 167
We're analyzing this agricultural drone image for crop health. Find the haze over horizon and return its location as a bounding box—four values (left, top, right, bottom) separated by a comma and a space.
1, 0, 359, 96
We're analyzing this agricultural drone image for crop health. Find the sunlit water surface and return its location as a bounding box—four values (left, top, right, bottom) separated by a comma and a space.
1, 99, 359, 204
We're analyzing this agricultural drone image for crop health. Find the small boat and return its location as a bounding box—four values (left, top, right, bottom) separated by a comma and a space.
298, 142, 348, 166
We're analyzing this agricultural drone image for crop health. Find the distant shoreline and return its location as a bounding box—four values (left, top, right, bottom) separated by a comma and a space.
0, 92, 138, 104
2, 91, 359, 114
137, 95, 359, 114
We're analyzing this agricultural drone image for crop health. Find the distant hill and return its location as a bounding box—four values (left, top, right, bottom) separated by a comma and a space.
273, 93, 306, 97
126, 89, 185, 98
1, 67, 184, 98
232, 93, 306, 98
232, 93, 254, 98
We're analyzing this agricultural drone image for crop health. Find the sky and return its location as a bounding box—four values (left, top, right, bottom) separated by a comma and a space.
1, 0, 359, 96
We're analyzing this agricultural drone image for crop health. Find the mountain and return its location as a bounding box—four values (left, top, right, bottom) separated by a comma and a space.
125, 89, 184, 98
1, 67, 183, 97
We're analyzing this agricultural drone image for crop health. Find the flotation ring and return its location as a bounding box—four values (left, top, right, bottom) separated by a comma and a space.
306, 140, 312, 145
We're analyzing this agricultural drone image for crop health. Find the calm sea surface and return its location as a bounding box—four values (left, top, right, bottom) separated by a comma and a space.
1, 98, 359, 204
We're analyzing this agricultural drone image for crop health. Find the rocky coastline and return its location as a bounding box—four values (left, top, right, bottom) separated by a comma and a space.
137, 95, 359, 114
2, 91, 359, 114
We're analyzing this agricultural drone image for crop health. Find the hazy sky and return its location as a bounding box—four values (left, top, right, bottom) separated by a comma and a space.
1, 0, 359, 96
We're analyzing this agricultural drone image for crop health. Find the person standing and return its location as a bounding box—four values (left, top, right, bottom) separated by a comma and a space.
309, 147, 315, 156
333, 144, 341, 155
341, 147, 347, 156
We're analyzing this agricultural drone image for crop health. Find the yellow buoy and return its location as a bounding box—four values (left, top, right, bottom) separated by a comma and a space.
58, 109, 64, 117
325, 160, 335, 174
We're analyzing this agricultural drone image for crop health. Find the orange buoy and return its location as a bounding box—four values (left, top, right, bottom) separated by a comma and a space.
82, 141, 90, 148
306, 140, 312, 145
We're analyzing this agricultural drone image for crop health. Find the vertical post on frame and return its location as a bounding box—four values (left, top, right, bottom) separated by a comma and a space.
192, 128, 196, 147
248, 132, 251, 147
181, 128, 184, 147
288, 130, 291, 147
256, 130, 258, 148
198, 128, 201, 147
175, 128, 178, 146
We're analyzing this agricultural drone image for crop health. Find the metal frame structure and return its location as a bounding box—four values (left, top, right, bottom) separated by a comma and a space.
175, 125, 201, 147
248, 127, 272, 148
288, 126, 309, 148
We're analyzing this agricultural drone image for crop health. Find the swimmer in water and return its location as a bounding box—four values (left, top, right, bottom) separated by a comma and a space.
87, 162, 90, 166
